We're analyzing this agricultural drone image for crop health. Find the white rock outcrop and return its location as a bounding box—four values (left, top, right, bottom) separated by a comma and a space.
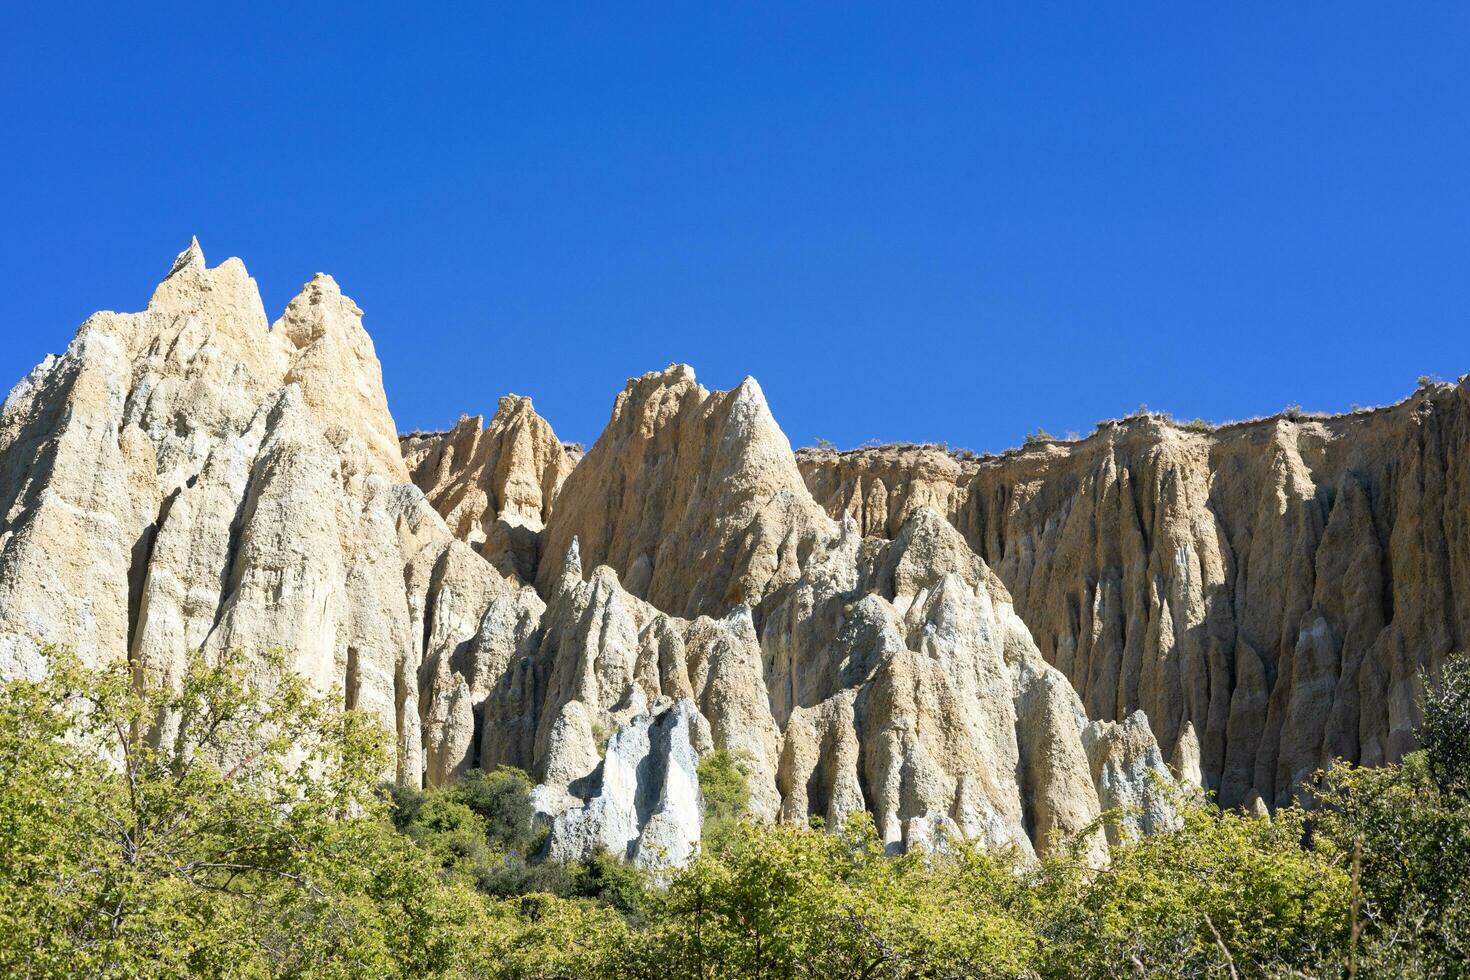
546, 698, 705, 871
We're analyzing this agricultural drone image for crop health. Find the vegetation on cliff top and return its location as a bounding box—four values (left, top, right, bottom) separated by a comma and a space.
0, 648, 1465, 978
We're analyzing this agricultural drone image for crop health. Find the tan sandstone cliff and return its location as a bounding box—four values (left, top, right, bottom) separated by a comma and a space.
795, 389, 1470, 809
0, 241, 542, 789
1, 243, 1181, 868
401, 399, 579, 581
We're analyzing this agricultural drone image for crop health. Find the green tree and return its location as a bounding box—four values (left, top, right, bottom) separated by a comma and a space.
1041, 799, 1350, 977
1420, 652, 1470, 800
0, 647, 503, 978
1312, 658, 1470, 977
696, 750, 751, 832
453, 766, 539, 851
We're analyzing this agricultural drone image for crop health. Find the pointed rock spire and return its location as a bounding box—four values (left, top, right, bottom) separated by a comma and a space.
537, 364, 834, 617
166, 236, 205, 279
556, 538, 584, 595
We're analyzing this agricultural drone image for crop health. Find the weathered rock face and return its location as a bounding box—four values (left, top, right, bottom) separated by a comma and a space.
0, 243, 1191, 866
798, 391, 1470, 808
0, 241, 539, 791
401, 398, 578, 582
545, 698, 705, 872
476, 365, 1176, 861
798, 444, 980, 539
537, 365, 836, 618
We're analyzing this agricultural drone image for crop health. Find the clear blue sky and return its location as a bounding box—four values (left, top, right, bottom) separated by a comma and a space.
3, 4, 1467, 451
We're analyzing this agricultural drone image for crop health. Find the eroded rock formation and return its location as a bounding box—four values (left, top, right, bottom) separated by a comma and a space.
32, 239, 1443, 871
797, 391, 1470, 808
401, 397, 578, 581
0, 241, 539, 790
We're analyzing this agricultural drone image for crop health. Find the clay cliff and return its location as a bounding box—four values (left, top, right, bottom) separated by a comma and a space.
17, 240, 1451, 871
0, 240, 546, 789
796, 391, 1470, 809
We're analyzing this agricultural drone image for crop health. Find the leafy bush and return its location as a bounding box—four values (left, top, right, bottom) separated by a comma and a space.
0, 648, 504, 978
1309, 655, 1470, 976
3, 647, 1467, 978
453, 766, 539, 852
694, 749, 753, 853
1024, 427, 1054, 445
1420, 652, 1470, 800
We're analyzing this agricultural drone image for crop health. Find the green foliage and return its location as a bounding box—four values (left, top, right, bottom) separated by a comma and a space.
606, 804, 1347, 978
1024, 427, 1054, 445
387, 768, 648, 920
813, 437, 836, 450
3, 647, 1466, 978
1314, 755, 1470, 977
1420, 652, 1470, 800
696, 750, 751, 846
1042, 802, 1349, 976
1308, 659, 1470, 976
0, 647, 503, 978
1184, 417, 1213, 433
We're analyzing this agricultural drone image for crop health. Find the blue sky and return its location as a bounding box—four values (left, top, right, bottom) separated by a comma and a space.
2, 4, 1467, 451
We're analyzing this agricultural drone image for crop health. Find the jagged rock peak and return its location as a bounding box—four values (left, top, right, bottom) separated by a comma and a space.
0, 240, 527, 799
272, 270, 407, 481
538, 363, 834, 617
166, 235, 206, 278
400, 392, 576, 582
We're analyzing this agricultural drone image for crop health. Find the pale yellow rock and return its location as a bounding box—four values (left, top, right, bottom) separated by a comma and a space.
0, 241, 526, 790
797, 387, 1470, 810
272, 273, 409, 483
401, 395, 577, 581
538, 366, 836, 616
2, 245, 1197, 865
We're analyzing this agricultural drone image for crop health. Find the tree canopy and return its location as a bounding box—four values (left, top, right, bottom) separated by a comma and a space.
0, 647, 1466, 978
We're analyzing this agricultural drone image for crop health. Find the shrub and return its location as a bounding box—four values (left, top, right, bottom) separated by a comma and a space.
1315, 755, 1470, 976
697, 749, 752, 847
6, 647, 1465, 978
1420, 652, 1470, 800
452, 765, 538, 852
1024, 427, 1054, 445
0, 647, 504, 978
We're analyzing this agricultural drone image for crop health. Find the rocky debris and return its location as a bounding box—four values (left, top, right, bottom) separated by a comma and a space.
545, 698, 705, 872
401, 396, 576, 582
796, 389, 1470, 810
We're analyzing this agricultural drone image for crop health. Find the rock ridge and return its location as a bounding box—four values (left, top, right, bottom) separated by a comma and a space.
795, 382, 1470, 808
15, 239, 1442, 875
